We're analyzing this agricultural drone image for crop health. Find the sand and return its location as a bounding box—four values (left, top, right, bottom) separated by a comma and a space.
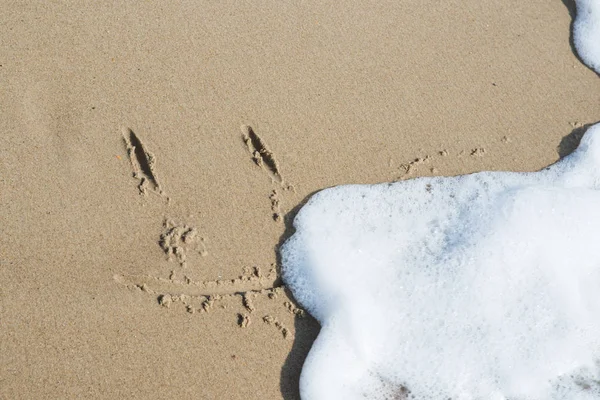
0, 0, 599, 398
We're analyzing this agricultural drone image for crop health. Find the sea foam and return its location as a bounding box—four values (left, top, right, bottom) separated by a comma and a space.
281, 122, 600, 399
574, 0, 600, 74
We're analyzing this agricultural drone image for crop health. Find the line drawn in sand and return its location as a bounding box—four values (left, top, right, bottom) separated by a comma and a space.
394, 143, 492, 179
241, 125, 295, 223
114, 265, 299, 337
114, 266, 280, 300
122, 127, 167, 198
242, 124, 285, 185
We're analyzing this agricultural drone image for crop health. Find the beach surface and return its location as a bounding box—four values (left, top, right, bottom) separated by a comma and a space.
1, 1, 599, 398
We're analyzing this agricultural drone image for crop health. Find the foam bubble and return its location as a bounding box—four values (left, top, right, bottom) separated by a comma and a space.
574, 0, 600, 74
281, 123, 600, 399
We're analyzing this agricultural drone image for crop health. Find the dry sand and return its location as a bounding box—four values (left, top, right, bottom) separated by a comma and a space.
1, 0, 599, 398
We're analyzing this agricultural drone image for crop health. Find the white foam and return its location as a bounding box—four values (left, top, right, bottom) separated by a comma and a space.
574, 0, 600, 74
281, 122, 600, 399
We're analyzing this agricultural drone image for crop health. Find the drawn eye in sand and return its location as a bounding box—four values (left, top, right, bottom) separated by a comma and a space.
241, 125, 296, 222
122, 127, 166, 198
241, 125, 284, 185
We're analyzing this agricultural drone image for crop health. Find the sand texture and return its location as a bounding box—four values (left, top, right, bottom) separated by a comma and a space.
1, 0, 599, 398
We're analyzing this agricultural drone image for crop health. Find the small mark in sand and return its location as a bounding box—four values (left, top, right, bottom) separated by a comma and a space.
243, 292, 256, 313
399, 156, 431, 177
156, 292, 221, 314
269, 190, 283, 222
570, 121, 584, 129
263, 315, 289, 339
243, 265, 263, 279
122, 127, 165, 197
268, 286, 284, 300
201, 295, 220, 312
283, 301, 306, 318
470, 147, 486, 157
158, 294, 173, 308
238, 313, 251, 328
